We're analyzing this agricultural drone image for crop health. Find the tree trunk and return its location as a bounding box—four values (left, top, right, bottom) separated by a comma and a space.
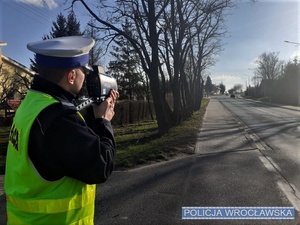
148, 66, 171, 135
147, 0, 171, 135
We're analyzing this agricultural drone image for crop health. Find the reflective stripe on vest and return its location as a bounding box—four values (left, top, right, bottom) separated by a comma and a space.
7, 185, 95, 214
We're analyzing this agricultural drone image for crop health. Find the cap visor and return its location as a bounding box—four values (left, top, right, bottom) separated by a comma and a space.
84, 64, 93, 71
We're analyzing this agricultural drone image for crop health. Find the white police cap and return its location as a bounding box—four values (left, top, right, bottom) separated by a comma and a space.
27, 36, 95, 69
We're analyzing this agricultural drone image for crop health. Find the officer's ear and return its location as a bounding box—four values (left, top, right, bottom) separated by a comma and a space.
66, 69, 76, 85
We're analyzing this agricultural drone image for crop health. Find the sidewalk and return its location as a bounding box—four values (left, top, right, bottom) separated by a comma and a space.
196, 97, 256, 155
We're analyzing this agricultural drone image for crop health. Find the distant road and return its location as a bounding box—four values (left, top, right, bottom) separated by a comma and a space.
219, 96, 300, 195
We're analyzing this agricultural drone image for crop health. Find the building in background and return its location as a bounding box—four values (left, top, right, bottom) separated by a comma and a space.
0, 42, 34, 121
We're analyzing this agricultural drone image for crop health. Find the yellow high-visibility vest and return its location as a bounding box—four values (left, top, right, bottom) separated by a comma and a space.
5, 90, 96, 225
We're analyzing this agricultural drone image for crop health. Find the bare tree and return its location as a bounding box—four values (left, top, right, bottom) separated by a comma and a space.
85, 17, 105, 66
233, 84, 243, 92
0, 65, 32, 102
254, 51, 284, 97
255, 52, 284, 81
160, 0, 233, 119
0, 67, 12, 103
0, 64, 33, 119
70, 0, 234, 134
186, 0, 232, 110
72, 0, 172, 135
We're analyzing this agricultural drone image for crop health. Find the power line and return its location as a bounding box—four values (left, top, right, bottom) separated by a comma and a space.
14, 3, 54, 24
0, 0, 75, 27
28, 0, 62, 18
0, 1, 53, 27
1, 0, 92, 32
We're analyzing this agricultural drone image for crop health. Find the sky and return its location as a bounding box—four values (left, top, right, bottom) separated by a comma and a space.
0, 0, 299, 90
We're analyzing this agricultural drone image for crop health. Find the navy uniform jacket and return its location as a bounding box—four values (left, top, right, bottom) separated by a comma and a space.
28, 75, 116, 184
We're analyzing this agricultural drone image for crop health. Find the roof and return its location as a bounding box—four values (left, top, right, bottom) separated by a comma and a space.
1, 55, 35, 76
212, 84, 221, 90
0, 42, 7, 47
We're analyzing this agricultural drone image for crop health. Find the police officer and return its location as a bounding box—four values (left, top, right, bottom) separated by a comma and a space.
5, 36, 119, 225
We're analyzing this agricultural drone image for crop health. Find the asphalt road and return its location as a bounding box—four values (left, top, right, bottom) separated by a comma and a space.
219, 95, 300, 205
92, 97, 299, 225
0, 97, 299, 224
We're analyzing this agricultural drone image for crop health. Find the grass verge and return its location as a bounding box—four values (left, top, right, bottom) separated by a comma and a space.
0, 98, 209, 174
114, 98, 209, 170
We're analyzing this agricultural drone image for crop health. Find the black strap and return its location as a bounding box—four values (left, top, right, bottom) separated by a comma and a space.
55, 96, 77, 111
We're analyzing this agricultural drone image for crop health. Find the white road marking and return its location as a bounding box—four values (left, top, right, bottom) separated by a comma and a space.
266, 156, 282, 172
259, 156, 300, 211
277, 180, 300, 211
251, 107, 279, 117
259, 156, 277, 172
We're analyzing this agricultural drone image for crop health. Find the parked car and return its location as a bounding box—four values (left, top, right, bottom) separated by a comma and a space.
230, 94, 235, 98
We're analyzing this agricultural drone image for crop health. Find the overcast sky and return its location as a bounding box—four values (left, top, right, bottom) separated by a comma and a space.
1, 0, 299, 90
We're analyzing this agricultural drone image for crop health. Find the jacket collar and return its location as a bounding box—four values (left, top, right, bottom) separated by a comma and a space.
30, 75, 77, 103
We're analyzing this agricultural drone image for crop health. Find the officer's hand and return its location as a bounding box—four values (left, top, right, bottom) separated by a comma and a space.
93, 90, 119, 121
